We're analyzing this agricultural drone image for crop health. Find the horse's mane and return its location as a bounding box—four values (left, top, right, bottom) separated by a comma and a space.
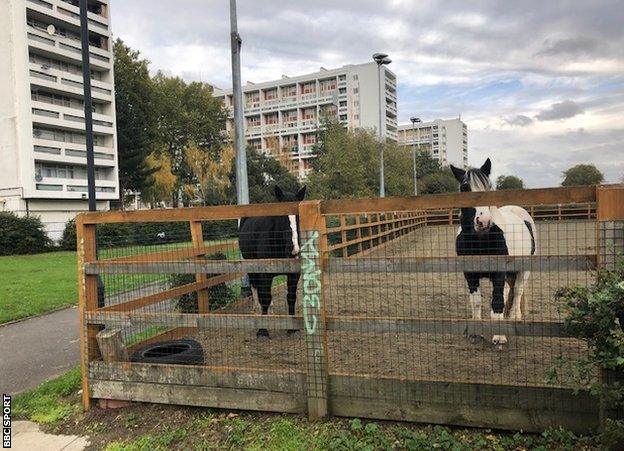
466, 169, 492, 192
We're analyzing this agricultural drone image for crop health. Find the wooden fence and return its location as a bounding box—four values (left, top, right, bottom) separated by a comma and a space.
77, 185, 624, 432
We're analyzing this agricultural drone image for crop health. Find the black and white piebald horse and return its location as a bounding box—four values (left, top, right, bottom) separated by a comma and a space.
450, 159, 536, 344
238, 185, 306, 339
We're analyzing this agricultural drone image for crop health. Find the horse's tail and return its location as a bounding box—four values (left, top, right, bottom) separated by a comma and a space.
524, 220, 536, 255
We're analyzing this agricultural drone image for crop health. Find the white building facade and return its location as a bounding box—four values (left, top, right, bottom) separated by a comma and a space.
397, 118, 468, 168
0, 0, 118, 239
214, 62, 398, 178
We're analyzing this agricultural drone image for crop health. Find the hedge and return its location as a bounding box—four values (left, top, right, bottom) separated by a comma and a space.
0, 212, 52, 255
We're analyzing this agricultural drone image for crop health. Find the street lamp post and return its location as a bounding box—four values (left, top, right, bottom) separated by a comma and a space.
410, 116, 421, 196
372, 53, 391, 198
230, 0, 249, 206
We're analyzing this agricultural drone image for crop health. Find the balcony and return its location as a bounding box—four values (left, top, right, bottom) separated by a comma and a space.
263, 124, 279, 133
26, 27, 111, 70
29, 63, 113, 102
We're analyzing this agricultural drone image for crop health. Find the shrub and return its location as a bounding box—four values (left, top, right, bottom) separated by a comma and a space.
0, 212, 51, 255
172, 252, 238, 313
549, 260, 624, 448
59, 219, 77, 250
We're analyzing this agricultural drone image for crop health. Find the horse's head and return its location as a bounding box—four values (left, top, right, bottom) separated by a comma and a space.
274, 185, 307, 256
451, 158, 494, 233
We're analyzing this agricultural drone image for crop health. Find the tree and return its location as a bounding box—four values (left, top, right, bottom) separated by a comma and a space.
152, 74, 227, 206
226, 148, 300, 204
185, 143, 234, 205
384, 142, 413, 197
562, 164, 604, 186
113, 39, 158, 205
140, 153, 177, 207
496, 175, 525, 190
418, 168, 459, 195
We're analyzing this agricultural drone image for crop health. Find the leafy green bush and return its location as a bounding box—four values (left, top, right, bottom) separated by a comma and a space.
172, 252, 238, 313
59, 218, 77, 250
0, 212, 51, 255
550, 260, 624, 448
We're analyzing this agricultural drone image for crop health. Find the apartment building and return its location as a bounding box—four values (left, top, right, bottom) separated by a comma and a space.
397, 118, 468, 168
0, 0, 118, 239
214, 62, 398, 178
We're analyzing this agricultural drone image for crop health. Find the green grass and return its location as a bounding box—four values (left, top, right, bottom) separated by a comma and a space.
0, 251, 78, 324
13, 366, 82, 424
0, 239, 239, 324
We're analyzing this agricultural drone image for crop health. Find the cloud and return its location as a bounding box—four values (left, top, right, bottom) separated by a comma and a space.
536, 37, 598, 57
109, 0, 624, 188
535, 100, 584, 121
504, 115, 533, 127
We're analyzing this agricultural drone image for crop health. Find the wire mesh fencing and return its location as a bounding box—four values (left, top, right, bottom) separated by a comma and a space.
77, 186, 622, 431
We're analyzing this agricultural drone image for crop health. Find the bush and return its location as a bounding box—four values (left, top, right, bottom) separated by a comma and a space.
60, 217, 238, 251
0, 212, 51, 255
172, 252, 238, 313
59, 219, 77, 250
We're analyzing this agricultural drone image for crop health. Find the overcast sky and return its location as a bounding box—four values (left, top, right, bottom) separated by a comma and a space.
110, 0, 624, 187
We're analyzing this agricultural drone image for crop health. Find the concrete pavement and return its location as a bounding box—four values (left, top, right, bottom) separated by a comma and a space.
11, 421, 88, 450
0, 307, 80, 395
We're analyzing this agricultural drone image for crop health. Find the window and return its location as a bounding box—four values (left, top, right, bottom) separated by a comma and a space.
301, 82, 315, 94
36, 183, 62, 191
263, 89, 277, 100
353, 88, 359, 94
353, 75, 358, 80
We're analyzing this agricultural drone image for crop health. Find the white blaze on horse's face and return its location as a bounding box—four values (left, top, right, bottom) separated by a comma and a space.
288, 215, 300, 256
474, 206, 493, 232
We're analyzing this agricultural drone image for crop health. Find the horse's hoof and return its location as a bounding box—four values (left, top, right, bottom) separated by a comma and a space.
256, 329, 270, 339
287, 329, 300, 336
492, 334, 508, 351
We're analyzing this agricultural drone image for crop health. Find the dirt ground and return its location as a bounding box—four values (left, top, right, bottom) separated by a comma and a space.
186, 220, 596, 388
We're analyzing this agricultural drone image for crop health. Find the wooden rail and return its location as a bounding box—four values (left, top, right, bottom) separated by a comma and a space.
76, 185, 624, 430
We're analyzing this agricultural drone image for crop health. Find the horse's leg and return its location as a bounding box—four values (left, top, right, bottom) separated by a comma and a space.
491, 273, 507, 349
513, 271, 530, 319
286, 273, 300, 335
256, 274, 272, 339
465, 273, 482, 320
504, 273, 517, 319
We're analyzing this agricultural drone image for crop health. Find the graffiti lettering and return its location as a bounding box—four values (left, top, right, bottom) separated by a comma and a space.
301, 231, 320, 335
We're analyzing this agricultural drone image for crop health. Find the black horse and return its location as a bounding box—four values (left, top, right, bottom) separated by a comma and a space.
238, 185, 306, 339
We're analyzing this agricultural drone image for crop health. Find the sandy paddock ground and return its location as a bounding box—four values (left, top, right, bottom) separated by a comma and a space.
191, 220, 596, 388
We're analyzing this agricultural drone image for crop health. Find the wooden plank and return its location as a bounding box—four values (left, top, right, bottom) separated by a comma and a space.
326, 316, 568, 337
87, 311, 303, 330
321, 186, 597, 215
86, 258, 301, 275
89, 361, 305, 394
299, 200, 330, 419
190, 221, 210, 313
82, 201, 300, 224
104, 240, 238, 264
77, 216, 104, 410
329, 255, 596, 273
99, 273, 240, 313
328, 375, 599, 433
90, 380, 306, 414
597, 185, 624, 221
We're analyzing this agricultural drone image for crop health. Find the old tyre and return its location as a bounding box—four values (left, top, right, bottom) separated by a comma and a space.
130, 339, 204, 365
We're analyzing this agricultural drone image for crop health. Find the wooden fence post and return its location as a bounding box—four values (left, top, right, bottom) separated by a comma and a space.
596, 185, 624, 427
190, 221, 210, 313
339, 215, 348, 258
298, 200, 329, 419
76, 215, 101, 410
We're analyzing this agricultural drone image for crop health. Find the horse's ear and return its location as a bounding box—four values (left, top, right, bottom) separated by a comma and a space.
296, 185, 307, 201
480, 158, 491, 176
274, 185, 285, 201
450, 165, 465, 182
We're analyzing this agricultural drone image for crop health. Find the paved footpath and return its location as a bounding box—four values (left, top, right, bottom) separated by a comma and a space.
11, 421, 88, 450
0, 307, 79, 395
